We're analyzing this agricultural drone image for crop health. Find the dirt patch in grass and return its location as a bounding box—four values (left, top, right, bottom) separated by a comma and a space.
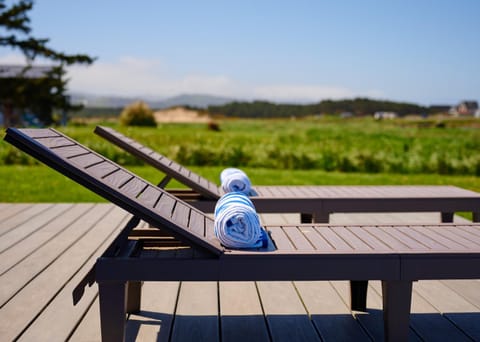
153, 107, 211, 123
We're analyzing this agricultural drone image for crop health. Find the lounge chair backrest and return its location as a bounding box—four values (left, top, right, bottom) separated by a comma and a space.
4, 127, 224, 255
94, 126, 221, 199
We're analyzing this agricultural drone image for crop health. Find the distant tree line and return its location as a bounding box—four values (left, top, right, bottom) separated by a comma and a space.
70, 106, 123, 118
0, 0, 94, 126
205, 98, 430, 118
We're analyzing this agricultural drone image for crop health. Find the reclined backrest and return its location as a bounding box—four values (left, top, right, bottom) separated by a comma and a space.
4, 127, 224, 255
94, 126, 221, 199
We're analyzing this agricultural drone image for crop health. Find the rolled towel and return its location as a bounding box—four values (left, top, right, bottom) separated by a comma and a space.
214, 192, 267, 249
220, 167, 252, 194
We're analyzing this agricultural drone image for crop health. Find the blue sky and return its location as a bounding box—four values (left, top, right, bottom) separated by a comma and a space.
1, 0, 479, 105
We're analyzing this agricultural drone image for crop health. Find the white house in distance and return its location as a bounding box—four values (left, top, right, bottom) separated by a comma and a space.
373, 111, 398, 120
449, 100, 479, 117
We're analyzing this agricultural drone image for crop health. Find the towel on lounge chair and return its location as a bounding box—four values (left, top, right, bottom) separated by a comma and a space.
214, 192, 267, 249
220, 167, 252, 194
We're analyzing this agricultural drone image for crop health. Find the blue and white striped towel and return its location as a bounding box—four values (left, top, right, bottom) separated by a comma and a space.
220, 168, 252, 194
214, 192, 267, 249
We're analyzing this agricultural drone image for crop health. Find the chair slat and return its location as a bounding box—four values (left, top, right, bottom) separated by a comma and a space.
155, 193, 176, 217
44, 144, 89, 159
189, 210, 205, 237
282, 226, 315, 250
171, 201, 190, 228
121, 177, 148, 198
103, 169, 133, 189
297, 226, 335, 251
138, 185, 161, 208
86, 161, 119, 179
35, 137, 75, 148
70, 154, 104, 168
21, 128, 60, 138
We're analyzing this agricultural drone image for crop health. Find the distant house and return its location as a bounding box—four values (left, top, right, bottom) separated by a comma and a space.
340, 111, 353, 118
0, 64, 55, 127
373, 111, 398, 120
449, 100, 479, 117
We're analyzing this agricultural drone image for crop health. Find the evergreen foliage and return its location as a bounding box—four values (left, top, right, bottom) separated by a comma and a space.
207, 98, 428, 118
0, 0, 95, 125
119, 101, 157, 127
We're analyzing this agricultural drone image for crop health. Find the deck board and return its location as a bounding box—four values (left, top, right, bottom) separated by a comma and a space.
0, 204, 479, 341
295, 281, 371, 341
0, 204, 129, 341
219, 282, 270, 342
256, 281, 321, 341
126, 282, 179, 342
170, 282, 219, 341
0, 204, 90, 276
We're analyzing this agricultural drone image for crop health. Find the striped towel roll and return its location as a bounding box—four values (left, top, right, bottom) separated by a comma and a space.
214, 192, 267, 249
220, 168, 252, 194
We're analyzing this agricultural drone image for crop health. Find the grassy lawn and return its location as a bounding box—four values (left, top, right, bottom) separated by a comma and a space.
1, 117, 478, 221
2, 117, 480, 175
1, 165, 479, 203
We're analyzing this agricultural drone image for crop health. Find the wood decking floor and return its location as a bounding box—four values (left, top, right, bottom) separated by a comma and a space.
0, 203, 479, 341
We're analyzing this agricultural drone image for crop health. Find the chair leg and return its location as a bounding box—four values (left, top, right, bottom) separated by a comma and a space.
313, 211, 330, 223
126, 281, 142, 313
382, 280, 413, 342
473, 211, 480, 222
98, 281, 127, 342
350, 280, 368, 312
441, 212, 454, 223
301, 212, 330, 223
300, 213, 313, 223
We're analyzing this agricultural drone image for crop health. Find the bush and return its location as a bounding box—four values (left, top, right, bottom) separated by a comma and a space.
119, 101, 157, 127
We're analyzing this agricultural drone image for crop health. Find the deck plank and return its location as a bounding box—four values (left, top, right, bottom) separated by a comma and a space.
126, 282, 180, 342
369, 280, 472, 341
69, 297, 101, 342
295, 281, 371, 341
0, 203, 54, 236
17, 210, 120, 341
0, 204, 93, 276
331, 280, 388, 341
0, 203, 33, 226
219, 282, 270, 342
413, 280, 480, 340
256, 281, 321, 341
0, 205, 129, 341
0, 205, 479, 341
0, 204, 108, 306
0, 203, 74, 253
332, 280, 423, 341
170, 282, 219, 342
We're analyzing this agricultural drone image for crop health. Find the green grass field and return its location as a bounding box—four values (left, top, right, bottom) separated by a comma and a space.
1, 116, 479, 203
1, 165, 479, 203
2, 117, 480, 175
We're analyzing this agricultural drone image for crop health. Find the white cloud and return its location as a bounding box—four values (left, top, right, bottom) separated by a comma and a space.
0, 53, 30, 64
253, 85, 355, 102
0, 53, 383, 101
66, 56, 245, 98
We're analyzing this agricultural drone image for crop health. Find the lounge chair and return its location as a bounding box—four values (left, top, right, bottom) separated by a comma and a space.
5, 127, 480, 342
94, 125, 480, 223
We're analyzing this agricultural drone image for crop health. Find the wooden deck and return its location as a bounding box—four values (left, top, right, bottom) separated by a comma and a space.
1, 203, 479, 341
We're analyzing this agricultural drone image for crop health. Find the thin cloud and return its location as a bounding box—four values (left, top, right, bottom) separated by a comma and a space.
0, 53, 383, 102
253, 85, 355, 103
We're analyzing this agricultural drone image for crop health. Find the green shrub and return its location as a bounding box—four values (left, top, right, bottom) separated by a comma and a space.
119, 101, 157, 127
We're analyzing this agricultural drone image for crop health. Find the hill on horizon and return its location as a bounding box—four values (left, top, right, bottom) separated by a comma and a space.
70, 93, 236, 109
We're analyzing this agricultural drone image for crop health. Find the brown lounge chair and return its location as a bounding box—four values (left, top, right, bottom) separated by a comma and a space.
5, 127, 480, 342
94, 125, 480, 223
